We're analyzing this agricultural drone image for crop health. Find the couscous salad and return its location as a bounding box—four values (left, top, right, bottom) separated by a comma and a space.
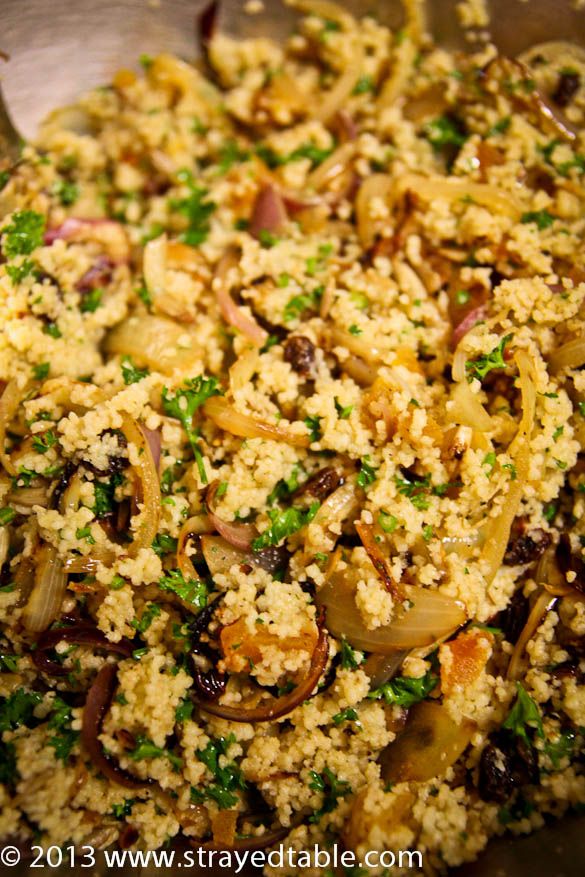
0, 0, 584, 872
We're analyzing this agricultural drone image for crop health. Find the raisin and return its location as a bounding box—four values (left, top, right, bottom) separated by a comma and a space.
283, 335, 316, 376
497, 588, 529, 645
295, 467, 341, 501
505, 528, 551, 565
552, 71, 580, 108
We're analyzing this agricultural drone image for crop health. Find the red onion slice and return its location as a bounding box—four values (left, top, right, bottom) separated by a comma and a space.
33, 624, 133, 676
249, 185, 288, 240
82, 664, 151, 789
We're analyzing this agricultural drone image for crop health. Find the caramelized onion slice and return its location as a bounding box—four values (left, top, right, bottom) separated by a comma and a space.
399, 173, 522, 218
206, 480, 257, 550
22, 544, 67, 634
548, 336, 585, 375
203, 397, 310, 448
507, 589, 556, 681
293, 0, 364, 123
82, 664, 151, 789
479, 351, 536, 584
214, 249, 268, 346
0, 379, 24, 476
177, 513, 212, 581
33, 625, 133, 676
316, 571, 466, 652
355, 520, 405, 603
119, 417, 161, 558
379, 700, 476, 784
105, 315, 201, 374
192, 622, 329, 723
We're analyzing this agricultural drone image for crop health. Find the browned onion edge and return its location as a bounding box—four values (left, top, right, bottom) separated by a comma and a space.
206, 479, 257, 550
32, 625, 133, 676
192, 614, 329, 723
82, 663, 152, 789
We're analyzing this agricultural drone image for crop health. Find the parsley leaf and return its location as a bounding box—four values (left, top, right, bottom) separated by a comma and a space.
368, 669, 438, 707
47, 697, 79, 762
191, 735, 246, 810
0, 688, 42, 733
129, 734, 182, 771
152, 534, 178, 557
424, 114, 467, 151
0, 507, 16, 526
502, 683, 544, 747
169, 171, 216, 246
51, 178, 79, 206
520, 210, 555, 230
159, 569, 208, 610
1, 210, 46, 258
5, 258, 38, 286
121, 356, 150, 385
131, 602, 161, 634
308, 767, 351, 822
340, 637, 362, 670
394, 471, 431, 510
304, 415, 322, 442
465, 335, 512, 382
252, 501, 320, 550
161, 376, 222, 483
32, 430, 58, 454
80, 288, 103, 313
357, 456, 377, 489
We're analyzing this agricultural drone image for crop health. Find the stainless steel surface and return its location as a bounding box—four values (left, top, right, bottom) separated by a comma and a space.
0, 0, 584, 873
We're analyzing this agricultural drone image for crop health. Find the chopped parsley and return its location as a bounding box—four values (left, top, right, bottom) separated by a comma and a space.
121, 356, 150, 385
352, 75, 375, 95
0, 654, 18, 673
129, 734, 182, 771
191, 734, 246, 810
520, 210, 555, 230
152, 534, 178, 557
465, 335, 512, 382
340, 637, 362, 671
32, 430, 58, 454
369, 669, 438, 707
216, 139, 250, 174
169, 170, 216, 246
46, 697, 79, 762
357, 456, 377, 489
348, 324, 362, 336
162, 375, 222, 483
334, 398, 353, 419
1, 210, 46, 258
502, 683, 544, 748
0, 507, 16, 526
80, 288, 103, 313
252, 501, 319, 550
394, 472, 432, 510
257, 141, 336, 170
51, 178, 79, 206
159, 569, 208, 610
424, 114, 467, 151
75, 526, 96, 545
284, 285, 323, 322
304, 415, 322, 442
43, 321, 62, 339
5, 258, 38, 286
332, 707, 359, 725
92, 473, 123, 519
131, 602, 161, 634
175, 698, 194, 724
308, 767, 351, 822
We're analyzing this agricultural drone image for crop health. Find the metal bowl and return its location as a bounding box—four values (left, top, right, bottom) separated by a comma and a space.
0, 1, 584, 874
